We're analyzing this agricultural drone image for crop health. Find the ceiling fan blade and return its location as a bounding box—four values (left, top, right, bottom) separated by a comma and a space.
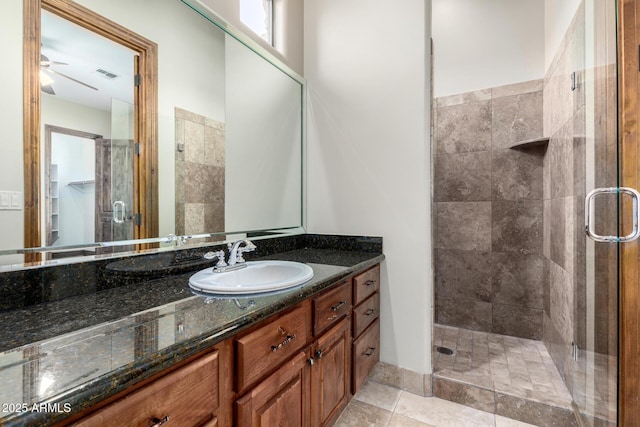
48, 69, 99, 91
40, 54, 66, 66
41, 84, 55, 95
41, 60, 69, 66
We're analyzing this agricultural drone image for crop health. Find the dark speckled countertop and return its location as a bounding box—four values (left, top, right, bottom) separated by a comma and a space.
0, 236, 383, 427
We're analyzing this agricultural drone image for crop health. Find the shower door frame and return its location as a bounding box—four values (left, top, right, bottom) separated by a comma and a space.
618, 0, 640, 424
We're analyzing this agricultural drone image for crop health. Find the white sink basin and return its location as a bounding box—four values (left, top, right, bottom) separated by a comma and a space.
188, 260, 314, 294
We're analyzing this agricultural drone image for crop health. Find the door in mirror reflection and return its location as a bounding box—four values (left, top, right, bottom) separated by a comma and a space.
109, 99, 135, 245
40, 8, 137, 255
46, 127, 98, 249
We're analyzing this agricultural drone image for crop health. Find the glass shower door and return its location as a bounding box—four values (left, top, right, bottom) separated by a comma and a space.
109, 99, 135, 243
576, 0, 620, 425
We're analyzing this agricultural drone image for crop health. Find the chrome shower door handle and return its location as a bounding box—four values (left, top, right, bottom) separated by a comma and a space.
112, 200, 126, 224
585, 187, 640, 243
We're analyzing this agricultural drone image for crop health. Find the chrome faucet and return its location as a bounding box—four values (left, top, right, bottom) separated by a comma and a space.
227, 239, 256, 265
203, 239, 256, 273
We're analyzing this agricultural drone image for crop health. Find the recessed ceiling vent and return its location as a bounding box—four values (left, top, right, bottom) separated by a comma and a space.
95, 68, 119, 80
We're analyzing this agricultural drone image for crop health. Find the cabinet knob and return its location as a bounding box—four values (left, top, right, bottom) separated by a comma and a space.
150, 416, 170, 427
315, 349, 323, 360
331, 301, 347, 312
308, 357, 314, 366
271, 334, 296, 352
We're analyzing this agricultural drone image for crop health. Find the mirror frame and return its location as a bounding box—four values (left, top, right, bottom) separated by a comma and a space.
23, 0, 159, 261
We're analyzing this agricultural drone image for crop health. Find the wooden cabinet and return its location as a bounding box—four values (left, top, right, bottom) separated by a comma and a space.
74, 350, 221, 427
351, 265, 381, 394
234, 264, 381, 426
236, 351, 311, 427
235, 274, 360, 427
311, 317, 351, 427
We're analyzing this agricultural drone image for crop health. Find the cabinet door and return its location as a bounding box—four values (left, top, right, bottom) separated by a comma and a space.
236, 351, 311, 427
311, 317, 351, 427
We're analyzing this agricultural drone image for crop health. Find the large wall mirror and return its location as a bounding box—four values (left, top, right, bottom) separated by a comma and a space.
0, 0, 304, 266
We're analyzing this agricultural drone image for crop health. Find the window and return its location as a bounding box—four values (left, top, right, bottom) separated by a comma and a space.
240, 0, 274, 46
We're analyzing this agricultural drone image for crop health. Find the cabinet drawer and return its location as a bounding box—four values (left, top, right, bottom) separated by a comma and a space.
353, 265, 380, 306
352, 319, 380, 394
353, 292, 379, 338
236, 303, 311, 392
313, 280, 352, 335
75, 350, 219, 427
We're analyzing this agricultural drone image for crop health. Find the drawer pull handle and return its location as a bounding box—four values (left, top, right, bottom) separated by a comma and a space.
331, 301, 347, 312
364, 347, 376, 357
364, 280, 376, 287
271, 334, 296, 352
149, 416, 170, 427
364, 308, 376, 316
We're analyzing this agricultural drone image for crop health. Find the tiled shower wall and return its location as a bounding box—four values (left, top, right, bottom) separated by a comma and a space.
434, 80, 545, 340
175, 107, 225, 235
434, 1, 617, 423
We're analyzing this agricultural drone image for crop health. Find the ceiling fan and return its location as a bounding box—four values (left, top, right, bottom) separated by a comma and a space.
40, 54, 99, 95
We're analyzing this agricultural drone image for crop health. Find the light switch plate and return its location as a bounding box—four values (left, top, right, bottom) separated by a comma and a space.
0, 191, 22, 210
10, 192, 21, 208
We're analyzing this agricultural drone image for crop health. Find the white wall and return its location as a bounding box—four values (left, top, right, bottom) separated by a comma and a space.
0, 0, 25, 260
40, 96, 111, 247
305, 0, 432, 373
51, 133, 95, 246
42, 96, 112, 138
544, 0, 582, 71
199, 0, 304, 75
432, 0, 545, 97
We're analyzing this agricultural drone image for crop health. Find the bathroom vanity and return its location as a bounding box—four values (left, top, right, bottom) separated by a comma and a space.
0, 235, 383, 427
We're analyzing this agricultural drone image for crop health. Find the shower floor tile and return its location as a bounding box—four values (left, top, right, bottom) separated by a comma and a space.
433, 324, 574, 418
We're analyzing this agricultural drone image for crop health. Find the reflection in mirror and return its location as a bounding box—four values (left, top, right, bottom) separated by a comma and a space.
224, 34, 302, 232
41, 9, 138, 254
0, 0, 305, 267
22, 0, 159, 263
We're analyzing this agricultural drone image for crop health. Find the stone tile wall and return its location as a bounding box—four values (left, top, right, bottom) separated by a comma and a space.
433, 2, 617, 424
434, 79, 545, 340
175, 107, 225, 235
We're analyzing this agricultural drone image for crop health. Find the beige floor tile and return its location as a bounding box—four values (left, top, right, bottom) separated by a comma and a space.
335, 400, 392, 427
394, 392, 495, 426
388, 413, 437, 427
494, 414, 538, 426
355, 380, 402, 411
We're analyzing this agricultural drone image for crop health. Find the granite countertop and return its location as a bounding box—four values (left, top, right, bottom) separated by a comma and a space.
0, 246, 383, 426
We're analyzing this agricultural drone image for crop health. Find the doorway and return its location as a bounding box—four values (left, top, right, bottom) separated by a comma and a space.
23, 0, 158, 259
